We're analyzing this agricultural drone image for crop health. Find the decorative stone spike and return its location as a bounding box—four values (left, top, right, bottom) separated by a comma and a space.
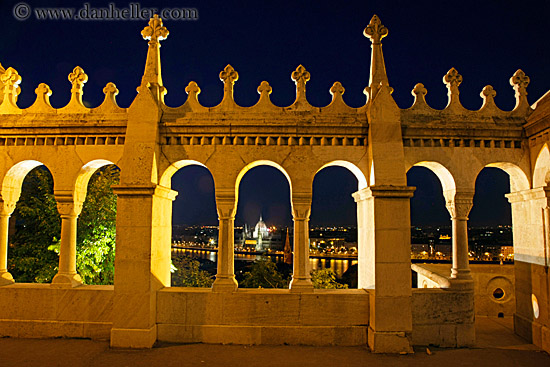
184, 81, 206, 110
219, 64, 239, 104
291, 64, 310, 102
68, 66, 88, 105
254, 80, 275, 109
364, 15, 390, 102
480, 85, 498, 111
443, 67, 463, 110
0, 67, 22, 113
103, 82, 119, 106
27, 83, 55, 113
140, 15, 169, 102
257, 81, 272, 96
330, 82, 345, 99
363, 14, 388, 45
411, 83, 428, 108
510, 69, 530, 113
141, 14, 169, 43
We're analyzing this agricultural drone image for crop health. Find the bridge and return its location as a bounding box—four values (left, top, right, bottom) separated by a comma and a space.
0, 14, 548, 353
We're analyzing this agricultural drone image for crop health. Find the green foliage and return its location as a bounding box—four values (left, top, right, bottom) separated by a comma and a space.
311, 268, 348, 289
8, 167, 60, 283
9, 165, 119, 285
171, 255, 214, 287
76, 165, 118, 284
240, 257, 289, 289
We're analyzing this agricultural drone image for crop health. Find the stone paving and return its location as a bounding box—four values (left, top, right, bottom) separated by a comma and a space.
0, 317, 548, 367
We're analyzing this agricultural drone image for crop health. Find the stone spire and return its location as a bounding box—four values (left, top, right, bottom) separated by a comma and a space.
140, 14, 169, 102
364, 15, 389, 99
284, 228, 292, 265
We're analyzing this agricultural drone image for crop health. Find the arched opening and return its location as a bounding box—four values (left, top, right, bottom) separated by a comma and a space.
407, 162, 455, 288
310, 164, 363, 289
533, 144, 550, 189
6, 162, 60, 283
72, 161, 120, 285
469, 166, 516, 262
234, 163, 292, 288
407, 165, 453, 260
168, 162, 217, 288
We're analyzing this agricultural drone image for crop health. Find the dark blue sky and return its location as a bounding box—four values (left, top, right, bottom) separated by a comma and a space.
2, 0, 548, 227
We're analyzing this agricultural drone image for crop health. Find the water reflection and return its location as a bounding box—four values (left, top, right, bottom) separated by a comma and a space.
172, 248, 356, 278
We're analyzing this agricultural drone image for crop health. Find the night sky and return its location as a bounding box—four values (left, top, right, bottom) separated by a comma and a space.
2, 1, 549, 228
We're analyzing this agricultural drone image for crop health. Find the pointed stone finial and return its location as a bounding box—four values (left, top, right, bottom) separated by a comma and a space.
102, 82, 120, 107
139, 15, 168, 102
443, 67, 463, 109
68, 66, 88, 106
411, 83, 428, 108
28, 83, 55, 112
364, 15, 388, 45
291, 64, 310, 102
0, 67, 22, 113
480, 85, 497, 111
364, 15, 390, 100
510, 69, 530, 112
141, 14, 169, 43
257, 81, 272, 96
219, 64, 239, 103
185, 81, 201, 96
330, 82, 345, 98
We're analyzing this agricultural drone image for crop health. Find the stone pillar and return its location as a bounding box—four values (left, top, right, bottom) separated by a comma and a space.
110, 185, 176, 348
352, 185, 415, 353
0, 200, 16, 286
444, 190, 474, 281
213, 189, 238, 292
51, 194, 83, 287
289, 192, 313, 291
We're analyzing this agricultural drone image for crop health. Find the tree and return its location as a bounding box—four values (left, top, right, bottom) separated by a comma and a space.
311, 268, 348, 289
171, 255, 214, 287
9, 165, 119, 285
240, 257, 289, 288
8, 167, 60, 283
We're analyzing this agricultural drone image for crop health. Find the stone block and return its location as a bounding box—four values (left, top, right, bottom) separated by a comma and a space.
367, 327, 413, 353
110, 325, 157, 348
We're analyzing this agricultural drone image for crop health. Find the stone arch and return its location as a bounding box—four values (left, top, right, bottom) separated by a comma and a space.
159, 160, 209, 188
74, 159, 117, 203
484, 162, 530, 192
408, 161, 456, 192
235, 160, 292, 202
2, 160, 46, 204
533, 144, 550, 188
315, 160, 368, 190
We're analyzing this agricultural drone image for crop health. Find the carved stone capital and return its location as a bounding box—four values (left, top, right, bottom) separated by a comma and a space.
291, 192, 312, 220
444, 190, 474, 220
216, 189, 237, 220
55, 195, 83, 218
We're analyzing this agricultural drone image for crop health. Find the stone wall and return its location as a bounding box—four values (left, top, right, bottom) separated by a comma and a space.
0, 284, 113, 339
156, 288, 369, 346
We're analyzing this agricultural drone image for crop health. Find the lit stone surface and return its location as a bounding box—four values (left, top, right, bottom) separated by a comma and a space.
0, 14, 548, 354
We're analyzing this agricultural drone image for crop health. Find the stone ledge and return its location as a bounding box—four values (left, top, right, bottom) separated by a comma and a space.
157, 324, 367, 346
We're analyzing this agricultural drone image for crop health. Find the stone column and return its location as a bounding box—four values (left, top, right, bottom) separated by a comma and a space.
110, 185, 177, 348
353, 185, 415, 353
444, 190, 474, 281
0, 200, 16, 286
51, 194, 83, 287
289, 192, 313, 291
212, 189, 238, 292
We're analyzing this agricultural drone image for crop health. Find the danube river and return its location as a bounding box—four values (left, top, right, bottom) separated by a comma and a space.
171, 247, 358, 278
